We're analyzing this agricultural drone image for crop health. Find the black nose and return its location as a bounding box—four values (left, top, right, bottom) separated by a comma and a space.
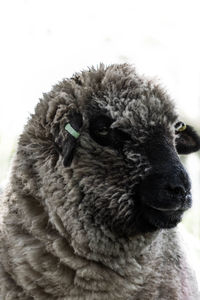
141, 134, 193, 214
165, 182, 187, 198
140, 166, 192, 212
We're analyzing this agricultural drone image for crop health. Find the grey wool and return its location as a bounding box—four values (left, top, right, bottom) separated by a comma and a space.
0, 63, 200, 299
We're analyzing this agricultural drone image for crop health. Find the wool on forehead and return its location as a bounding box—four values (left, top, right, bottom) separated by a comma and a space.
69, 64, 178, 135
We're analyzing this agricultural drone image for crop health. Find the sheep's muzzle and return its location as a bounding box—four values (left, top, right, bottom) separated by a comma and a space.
138, 133, 192, 230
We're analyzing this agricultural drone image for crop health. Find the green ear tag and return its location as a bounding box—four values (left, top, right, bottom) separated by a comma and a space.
65, 123, 80, 139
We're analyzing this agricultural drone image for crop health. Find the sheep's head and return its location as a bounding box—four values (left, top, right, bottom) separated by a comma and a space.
23, 64, 200, 239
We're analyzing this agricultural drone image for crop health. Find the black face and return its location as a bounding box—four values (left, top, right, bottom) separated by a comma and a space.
135, 130, 192, 232
85, 114, 198, 236
137, 167, 192, 232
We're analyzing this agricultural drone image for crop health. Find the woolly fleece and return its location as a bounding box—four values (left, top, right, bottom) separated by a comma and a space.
0, 64, 199, 299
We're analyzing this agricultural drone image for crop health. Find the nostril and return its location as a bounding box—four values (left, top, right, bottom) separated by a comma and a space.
166, 184, 186, 197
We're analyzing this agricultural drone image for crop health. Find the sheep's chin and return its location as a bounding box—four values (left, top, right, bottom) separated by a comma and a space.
142, 205, 184, 230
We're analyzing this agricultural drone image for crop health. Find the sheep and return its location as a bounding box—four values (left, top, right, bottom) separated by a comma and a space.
0, 63, 200, 300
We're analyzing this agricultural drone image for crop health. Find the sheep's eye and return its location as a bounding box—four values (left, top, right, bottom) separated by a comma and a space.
175, 121, 187, 133
96, 127, 110, 136
89, 114, 131, 148
89, 115, 113, 146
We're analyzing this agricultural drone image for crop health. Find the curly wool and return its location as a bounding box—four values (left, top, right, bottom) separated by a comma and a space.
0, 64, 199, 299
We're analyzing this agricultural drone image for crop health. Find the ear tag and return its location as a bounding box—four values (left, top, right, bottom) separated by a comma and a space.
175, 122, 187, 132
178, 124, 187, 132
65, 123, 80, 139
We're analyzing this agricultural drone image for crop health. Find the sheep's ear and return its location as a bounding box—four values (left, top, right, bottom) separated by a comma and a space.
175, 125, 200, 155
62, 112, 83, 167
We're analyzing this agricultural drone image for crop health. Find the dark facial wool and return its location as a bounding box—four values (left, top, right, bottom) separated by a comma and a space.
0, 63, 200, 299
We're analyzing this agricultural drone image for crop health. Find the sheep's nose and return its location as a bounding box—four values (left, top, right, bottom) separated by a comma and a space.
142, 133, 192, 212
139, 166, 192, 212
161, 168, 191, 206
157, 172, 191, 211
166, 182, 186, 198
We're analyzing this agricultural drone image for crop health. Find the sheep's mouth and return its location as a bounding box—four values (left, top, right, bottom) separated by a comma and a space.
137, 169, 192, 231
143, 204, 186, 229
